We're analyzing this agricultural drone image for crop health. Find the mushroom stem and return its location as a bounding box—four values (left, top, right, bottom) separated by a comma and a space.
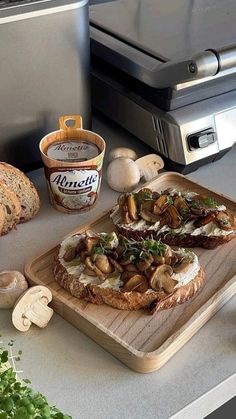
24, 302, 54, 328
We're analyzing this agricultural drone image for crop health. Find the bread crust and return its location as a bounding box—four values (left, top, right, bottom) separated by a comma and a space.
54, 250, 205, 313
0, 162, 40, 222
115, 224, 236, 249
0, 180, 21, 235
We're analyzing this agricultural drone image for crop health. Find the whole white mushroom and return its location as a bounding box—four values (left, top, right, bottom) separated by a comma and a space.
0, 271, 28, 309
108, 147, 137, 162
107, 157, 140, 192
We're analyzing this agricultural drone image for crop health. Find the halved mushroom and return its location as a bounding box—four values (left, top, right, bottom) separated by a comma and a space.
124, 263, 138, 272
127, 195, 138, 221
170, 253, 180, 266
153, 195, 169, 214
136, 254, 154, 271
149, 265, 177, 294
63, 247, 77, 262
174, 196, 190, 217
93, 254, 114, 274
215, 211, 236, 231
123, 274, 148, 293
85, 257, 105, 280
144, 266, 157, 279
121, 203, 132, 224
119, 253, 135, 265
136, 188, 153, 202
85, 237, 100, 253
12, 286, 54, 332
159, 211, 172, 228
84, 267, 97, 276
140, 201, 161, 223
121, 271, 137, 283
166, 205, 181, 229
80, 250, 90, 263
173, 259, 192, 273
163, 246, 173, 265
153, 255, 166, 265
109, 258, 124, 273
118, 193, 127, 208
194, 213, 216, 228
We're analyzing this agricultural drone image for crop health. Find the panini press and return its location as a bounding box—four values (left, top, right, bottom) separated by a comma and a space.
90, 0, 236, 173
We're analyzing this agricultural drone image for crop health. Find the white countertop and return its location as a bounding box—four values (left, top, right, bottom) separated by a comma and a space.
1, 115, 236, 419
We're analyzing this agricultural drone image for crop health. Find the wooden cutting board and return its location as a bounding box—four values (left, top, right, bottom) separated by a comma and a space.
24, 173, 236, 373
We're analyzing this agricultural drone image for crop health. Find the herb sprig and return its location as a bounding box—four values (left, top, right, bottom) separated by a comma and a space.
0, 338, 71, 419
120, 237, 167, 263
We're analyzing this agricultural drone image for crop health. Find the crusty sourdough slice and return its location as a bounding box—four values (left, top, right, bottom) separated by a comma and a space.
53, 233, 205, 313
0, 204, 5, 235
0, 181, 21, 235
54, 257, 205, 311
0, 162, 40, 222
114, 223, 236, 250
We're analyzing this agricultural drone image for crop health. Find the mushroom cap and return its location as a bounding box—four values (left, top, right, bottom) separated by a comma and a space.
0, 271, 28, 309
136, 154, 164, 181
107, 158, 140, 192
108, 147, 138, 162
149, 265, 177, 294
12, 285, 53, 332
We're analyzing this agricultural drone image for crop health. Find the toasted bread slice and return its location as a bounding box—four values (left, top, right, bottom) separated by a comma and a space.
0, 162, 40, 222
0, 181, 21, 235
54, 232, 205, 313
114, 223, 236, 250
111, 188, 236, 249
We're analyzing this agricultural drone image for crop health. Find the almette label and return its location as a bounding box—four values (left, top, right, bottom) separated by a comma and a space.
49, 169, 100, 210
47, 141, 99, 162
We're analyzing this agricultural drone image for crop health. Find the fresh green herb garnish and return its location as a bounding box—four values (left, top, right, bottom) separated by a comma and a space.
0, 340, 71, 419
188, 200, 200, 209
143, 239, 167, 256
203, 196, 219, 207
166, 196, 174, 205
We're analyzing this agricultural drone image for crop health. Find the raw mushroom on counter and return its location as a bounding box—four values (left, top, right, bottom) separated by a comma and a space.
12, 285, 54, 332
0, 271, 28, 309
106, 147, 164, 192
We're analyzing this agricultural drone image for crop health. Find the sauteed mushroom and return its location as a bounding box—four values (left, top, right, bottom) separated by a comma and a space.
215, 211, 235, 231
166, 205, 181, 229
93, 254, 114, 274
149, 265, 177, 294
153, 195, 169, 214
109, 258, 124, 273
194, 213, 216, 228
127, 194, 138, 221
63, 246, 77, 262
85, 237, 100, 253
123, 274, 148, 292
173, 196, 190, 216
173, 259, 192, 273
85, 257, 105, 280
140, 201, 161, 223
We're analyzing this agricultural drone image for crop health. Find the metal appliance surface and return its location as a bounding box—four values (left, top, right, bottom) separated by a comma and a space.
90, 0, 236, 172
0, 0, 90, 171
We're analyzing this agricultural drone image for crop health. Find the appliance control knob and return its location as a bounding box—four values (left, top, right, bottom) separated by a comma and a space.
188, 129, 216, 150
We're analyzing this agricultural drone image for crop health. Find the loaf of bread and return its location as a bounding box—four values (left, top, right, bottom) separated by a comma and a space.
0, 181, 21, 235
54, 231, 205, 313
111, 188, 236, 249
0, 162, 40, 223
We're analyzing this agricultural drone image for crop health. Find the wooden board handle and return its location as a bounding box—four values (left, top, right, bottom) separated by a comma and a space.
59, 115, 83, 130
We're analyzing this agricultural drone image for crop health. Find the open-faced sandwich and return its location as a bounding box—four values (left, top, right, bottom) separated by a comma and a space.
111, 188, 236, 249
54, 232, 205, 314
